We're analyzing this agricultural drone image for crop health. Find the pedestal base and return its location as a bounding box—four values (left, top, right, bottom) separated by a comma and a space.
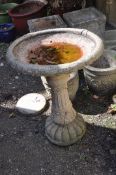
45, 113, 86, 146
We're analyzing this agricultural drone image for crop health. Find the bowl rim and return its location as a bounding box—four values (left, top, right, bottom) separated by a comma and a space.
85, 49, 116, 74
6, 28, 104, 76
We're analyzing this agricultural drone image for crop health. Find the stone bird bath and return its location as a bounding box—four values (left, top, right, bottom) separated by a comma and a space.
7, 28, 104, 146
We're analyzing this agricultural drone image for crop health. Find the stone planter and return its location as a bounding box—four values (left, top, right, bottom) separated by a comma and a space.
84, 49, 116, 96
8, 1, 47, 34
104, 30, 116, 50
63, 7, 106, 38
7, 28, 103, 146
27, 15, 67, 32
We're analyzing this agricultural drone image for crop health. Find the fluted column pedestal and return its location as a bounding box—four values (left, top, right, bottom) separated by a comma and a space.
45, 74, 86, 146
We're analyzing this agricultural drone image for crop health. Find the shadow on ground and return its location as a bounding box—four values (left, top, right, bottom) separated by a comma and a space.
73, 87, 112, 115
73, 70, 113, 115
0, 104, 116, 175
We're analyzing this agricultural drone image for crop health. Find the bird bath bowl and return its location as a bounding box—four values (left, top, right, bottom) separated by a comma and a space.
7, 28, 104, 146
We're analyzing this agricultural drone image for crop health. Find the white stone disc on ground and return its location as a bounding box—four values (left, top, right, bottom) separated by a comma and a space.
16, 93, 46, 114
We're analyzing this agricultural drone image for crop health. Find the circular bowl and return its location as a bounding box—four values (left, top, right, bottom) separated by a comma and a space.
0, 23, 15, 43
84, 49, 116, 95
6, 28, 104, 76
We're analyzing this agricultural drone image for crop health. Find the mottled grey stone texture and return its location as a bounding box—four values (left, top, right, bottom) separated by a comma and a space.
63, 7, 106, 37
28, 15, 67, 32
84, 49, 116, 96
104, 30, 116, 50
